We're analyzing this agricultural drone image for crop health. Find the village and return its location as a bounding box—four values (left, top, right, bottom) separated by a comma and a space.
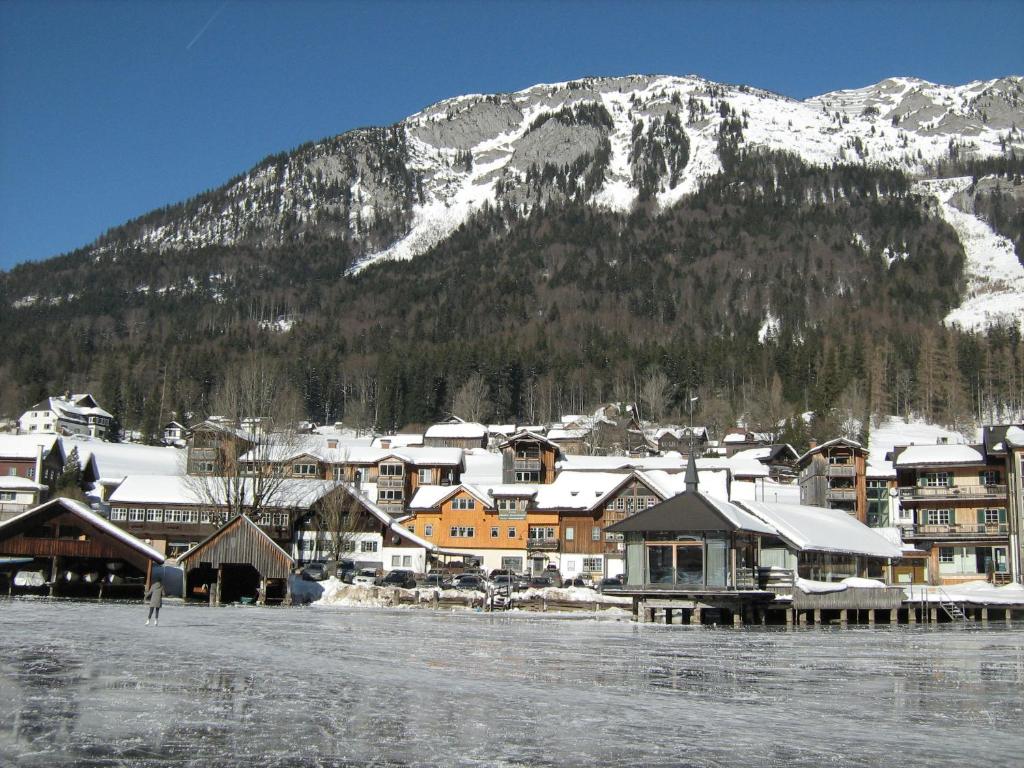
1, 391, 1022, 627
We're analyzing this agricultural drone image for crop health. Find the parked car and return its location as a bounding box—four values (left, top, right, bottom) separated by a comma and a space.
513, 573, 530, 591
336, 559, 357, 583
562, 577, 593, 589
453, 573, 487, 591
489, 568, 513, 579
300, 562, 329, 581
491, 574, 516, 591
528, 574, 556, 589
597, 576, 624, 593
352, 569, 379, 586
380, 570, 417, 589
421, 573, 453, 589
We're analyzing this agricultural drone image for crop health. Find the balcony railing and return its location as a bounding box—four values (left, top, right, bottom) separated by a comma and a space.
513, 459, 542, 471
908, 523, 1009, 538
827, 465, 857, 478
377, 476, 405, 489
527, 537, 559, 551
826, 488, 857, 501
899, 484, 1007, 501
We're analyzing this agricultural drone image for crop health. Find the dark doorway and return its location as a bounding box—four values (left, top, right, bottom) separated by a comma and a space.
220, 564, 261, 604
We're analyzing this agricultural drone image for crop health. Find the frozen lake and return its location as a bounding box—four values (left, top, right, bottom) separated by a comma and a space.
1, 599, 1022, 767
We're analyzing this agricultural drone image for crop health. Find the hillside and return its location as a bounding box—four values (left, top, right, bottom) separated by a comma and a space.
1, 74, 1023, 439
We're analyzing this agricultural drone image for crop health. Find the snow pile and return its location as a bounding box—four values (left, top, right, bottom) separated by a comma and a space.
313, 578, 486, 608
517, 586, 631, 604
909, 580, 1024, 605
795, 577, 888, 594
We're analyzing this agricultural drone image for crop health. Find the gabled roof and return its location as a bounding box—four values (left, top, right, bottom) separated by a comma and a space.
178, 513, 293, 577
0, 434, 64, 461
893, 444, 985, 467
607, 490, 775, 535
737, 500, 901, 558
424, 422, 487, 439
0, 497, 164, 564
336, 482, 461, 555
498, 430, 560, 452
407, 483, 493, 511
796, 437, 865, 465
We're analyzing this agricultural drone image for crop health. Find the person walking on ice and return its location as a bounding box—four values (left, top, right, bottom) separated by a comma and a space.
144, 578, 164, 626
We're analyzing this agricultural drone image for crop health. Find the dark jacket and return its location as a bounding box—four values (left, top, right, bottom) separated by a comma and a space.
144, 581, 164, 608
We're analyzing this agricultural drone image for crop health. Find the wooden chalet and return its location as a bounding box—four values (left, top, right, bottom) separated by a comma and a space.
797, 438, 868, 522
178, 513, 294, 605
0, 497, 164, 598
499, 431, 561, 484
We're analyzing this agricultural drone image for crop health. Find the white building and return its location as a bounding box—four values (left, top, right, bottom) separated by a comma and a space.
19, 394, 113, 439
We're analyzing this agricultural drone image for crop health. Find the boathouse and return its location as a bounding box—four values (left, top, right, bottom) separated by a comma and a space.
605, 455, 778, 624
177, 513, 294, 605
0, 497, 164, 597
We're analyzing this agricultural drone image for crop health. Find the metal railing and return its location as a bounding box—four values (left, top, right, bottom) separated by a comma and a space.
909, 523, 1009, 537
899, 484, 1007, 501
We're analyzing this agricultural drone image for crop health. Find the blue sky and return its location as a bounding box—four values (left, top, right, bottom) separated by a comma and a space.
1, 0, 1022, 270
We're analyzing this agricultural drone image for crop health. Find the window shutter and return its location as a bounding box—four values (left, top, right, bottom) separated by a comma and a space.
976, 508, 986, 532
998, 509, 1007, 527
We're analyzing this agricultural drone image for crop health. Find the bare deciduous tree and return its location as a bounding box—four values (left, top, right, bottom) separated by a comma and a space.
452, 373, 491, 423
307, 483, 376, 565
185, 355, 307, 522
639, 368, 671, 423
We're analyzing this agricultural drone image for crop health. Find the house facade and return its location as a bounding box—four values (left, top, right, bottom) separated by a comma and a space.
893, 443, 1010, 585
797, 438, 868, 522
19, 394, 113, 439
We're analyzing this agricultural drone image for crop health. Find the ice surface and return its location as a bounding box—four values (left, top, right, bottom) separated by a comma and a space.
1, 599, 1022, 767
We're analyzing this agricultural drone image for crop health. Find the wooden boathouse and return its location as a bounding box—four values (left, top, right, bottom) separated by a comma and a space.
605, 455, 779, 625
177, 513, 294, 605
0, 497, 164, 598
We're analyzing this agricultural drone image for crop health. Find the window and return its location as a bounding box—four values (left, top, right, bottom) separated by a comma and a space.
515, 471, 540, 483
360, 540, 378, 553
332, 467, 346, 481
507, 526, 516, 538
128, 508, 146, 522
449, 526, 475, 538
402, 556, 412, 567
418, 468, 433, 484
925, 509, 951, 526
529, 526, 554, 539
922, 472, 950, 488
984, 509, 1002, 525
200, 510, 213, 524
496, 498, 515, 512
979, 470, 1001, 486
378, 489, 403, 502
256, 513, 271, 525
490, 526, 499, 538
565, 527, 574, 541
451, 497, 476, 510
293, 463, 318, 477
424, 524, 433, 537
379, 463, 404, 477
605, 532, 624, 542
592, 526, 601, 541
501, 556, 524, 571
939, 547, 954, 563
582, 557, 603, 572
828, 454, 851, 465
146, 509, 163, 523
26, 468, 35, 479
185, 510, 200, 524
392, 555, 401, 567
272, 513, 289, 526
194, 461, 215, 474
111, 508, 127, 521
165, 509, 181, 523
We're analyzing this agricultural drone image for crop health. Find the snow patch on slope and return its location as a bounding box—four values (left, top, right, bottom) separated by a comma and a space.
916, 177, 1024, 332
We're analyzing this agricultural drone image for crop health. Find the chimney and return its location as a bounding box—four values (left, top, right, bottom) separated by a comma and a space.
35, 444, 44, 488
380, 439, 391, 449
808, 439, 818, 450
327, 439, 338, 449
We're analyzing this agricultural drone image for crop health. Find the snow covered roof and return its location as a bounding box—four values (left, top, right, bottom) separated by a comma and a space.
0, 434, 62, 460
557, 454, 686, 472
109, 475, 339, 509
487, 424, 517, 436
737, 500, 902, 559
0, 497, 164, 563
237, 442, 464, 467
608, 490, 776, 535
498, 430, 559, 450
727, 457, 770, 479
867, 416, 968, 463
797, 437, 864, 464
534, 471, 659, 512
340, 482, 460, 555
370, 434, 423, 449
0, 476, 46, 491
866, 459, 896, 479
639, 467, 730, 502
1004, 426, 1024, 448
424, 422, 487, 439
66, 436, 184, 483
730, 447, 772, 461
546, 428, 589, 441
894, 444, 985, 467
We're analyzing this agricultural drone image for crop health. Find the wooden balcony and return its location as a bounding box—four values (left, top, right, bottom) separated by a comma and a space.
908, 523, 1009, 539
826, 488, 857, 501
377, 476, 405, 489
827, 465, 856, 478
899, 485, 1007, 501
527, 537, 559, 551
514, 459, 542, 471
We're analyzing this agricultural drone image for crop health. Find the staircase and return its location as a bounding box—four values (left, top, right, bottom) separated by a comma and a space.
937, 588, 969, 623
